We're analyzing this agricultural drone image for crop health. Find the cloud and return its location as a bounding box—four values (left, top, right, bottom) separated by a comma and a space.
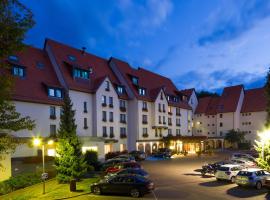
198, 0, 270, 46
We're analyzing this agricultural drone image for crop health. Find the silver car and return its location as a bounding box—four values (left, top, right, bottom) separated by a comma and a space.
235, 168, 270, 189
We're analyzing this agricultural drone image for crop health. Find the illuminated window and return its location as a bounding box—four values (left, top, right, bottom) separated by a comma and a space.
12, 66, 24, 77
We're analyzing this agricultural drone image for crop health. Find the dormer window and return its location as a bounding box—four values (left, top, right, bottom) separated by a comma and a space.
139, 88, 146, 96
117, 86, 124, 94
8, 55, 19, 62
73, 68, 89, 79
131, 76, 138, 85
68, 55, 76, 62
12, 65, 25, 77
48, 87, 63, 98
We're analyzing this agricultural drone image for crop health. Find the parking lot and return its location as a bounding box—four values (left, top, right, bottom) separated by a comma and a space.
89, 153, 270, 200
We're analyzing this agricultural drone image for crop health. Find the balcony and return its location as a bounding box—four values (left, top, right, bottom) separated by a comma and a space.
109, 104, 114, 108
142, 120, 148, 124
120, 133, 127, 139
142, 107, 148, 112
142, 133, 149, 138
102, 103, 107, 107
102, 118, 107, 122
120, 120, 126, 124
168, 122, 172, 126
176, 123, 181, 127
109, 133, 115, 138
120, 106, 126, 112
103, 133, 108, 138
49, 115, 56, 120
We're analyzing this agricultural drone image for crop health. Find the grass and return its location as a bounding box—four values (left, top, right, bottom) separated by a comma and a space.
1, 178, 99, 200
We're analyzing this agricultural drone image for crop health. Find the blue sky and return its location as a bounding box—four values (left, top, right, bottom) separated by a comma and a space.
22, 0, 270, 92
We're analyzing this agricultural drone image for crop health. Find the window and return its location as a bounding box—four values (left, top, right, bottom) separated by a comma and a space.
84, 118, 88, 129
109, 127, 114, 138
73, 68, 89, 79
120, 114, 126, 123
143, 128, 148, 134
168, 106, 172, 114
219, 114, 223, 118
142, 115, 148, 124
105, 81, 110, 91
159, 116, 162, 124
176, 118, 181, 126
102, 111, 107, 121
220, 122, 223, 127
50, 125, 56, 137
8, 55, 19, 62
168, 129, 172, 136
160, 93, 163, 100
158, 103, 161, 112
50, 106, 56, 119
120, 127, 127, 138
176, 108, 181, 116
131, 76, 138, 85
168, 118, 172, 125
68, 55, 76, 61
48, 88, 63, 98
120, 100, 126, 108
109, 112, 113, 122
102, 95, 106, 105
83, 101, 87, 113
138, 88, 146, 96
12, 66, 24, 77
220, 131, 223, 136
142, 101, 148, 111
163, 104, 166, 112
117, 86, 124, 94
163, 116, 166, 124
167, 96, 170, 101
109, 97, 113, 107
176, 129, 181, 136
102, 126, 107, 137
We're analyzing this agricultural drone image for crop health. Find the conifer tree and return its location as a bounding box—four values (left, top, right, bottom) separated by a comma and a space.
55, 93, 87, 184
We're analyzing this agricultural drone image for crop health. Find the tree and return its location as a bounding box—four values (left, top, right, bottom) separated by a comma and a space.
0, 0, 35, 164
265, 68, 270, 128
224, 129, 245, 148
55, 94, 87, 186
196, 90, 219, 98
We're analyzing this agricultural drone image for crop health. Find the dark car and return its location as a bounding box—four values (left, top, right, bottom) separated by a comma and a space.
101, 158, 130, 171
201, 160, 233, 176
129, 151, 147, 161
105, 168, 149, 179
91, 174, 154, 198
105, 162, 141, 174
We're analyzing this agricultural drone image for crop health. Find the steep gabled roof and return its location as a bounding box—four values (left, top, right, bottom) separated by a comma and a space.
195, 97, 212, 114
180, 88, 195, 100
241, 87, 267, 113
111, 57, 191, 109
46, 39, 128, 99
217, 85, 243, 113
3, 46, 63, 105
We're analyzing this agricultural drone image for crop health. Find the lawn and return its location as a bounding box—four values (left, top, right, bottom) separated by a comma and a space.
1, 178, 99, 200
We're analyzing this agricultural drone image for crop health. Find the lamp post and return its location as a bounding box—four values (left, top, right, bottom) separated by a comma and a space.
33, 138, 54, 194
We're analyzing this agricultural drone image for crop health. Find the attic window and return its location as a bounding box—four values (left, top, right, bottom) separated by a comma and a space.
138, 87, 146, 96
67, 55, 76, 62
117, 86, 124, 94
8, 55, 19, 62
12, 65, 25, 77
131, 76, 138, 85
73, 68, 89, 79
48, 87, 63, 98
36, 61, 44, 69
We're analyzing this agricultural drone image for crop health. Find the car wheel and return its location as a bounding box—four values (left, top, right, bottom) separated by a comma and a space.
231, 176, 236, 183
130, 188, 140, 198
256, 181, 262, 190
92, 186, 101, 195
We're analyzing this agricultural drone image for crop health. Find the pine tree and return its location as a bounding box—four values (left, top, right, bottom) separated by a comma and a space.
55, 93, 87, 184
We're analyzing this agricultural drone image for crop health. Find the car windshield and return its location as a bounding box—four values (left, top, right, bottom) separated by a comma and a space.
218, 167, 230, 171
237, 171, 253, 176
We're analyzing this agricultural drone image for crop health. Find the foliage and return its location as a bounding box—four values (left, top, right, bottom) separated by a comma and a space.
55, 94, 87, 183
265, 67, 270, 128
84, 150, 100, 171
255, 140, 270, 171
196, 90, 219, 98
224, 129, 245, 148
0, 173, 41, 195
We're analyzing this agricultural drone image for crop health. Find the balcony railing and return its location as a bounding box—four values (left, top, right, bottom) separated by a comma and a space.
142, 133, 149, 138
142, 121, 148, 124
49, 115, 56, 120
120, 120, 126, 124
142, 107, 148, 112
102, 103, 107, 107
109, 133, 114, 138
120, 133, 127, 139
120, 106, 126, 112
103, 133, 108, 137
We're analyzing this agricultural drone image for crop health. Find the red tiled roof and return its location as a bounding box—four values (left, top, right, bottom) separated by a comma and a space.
195, 97, 212, 114
205, 96, 220, 115
180, 88, 195, 99
3, 46, 63, 105
241, 87, 267, 113
46, 39, 128, 99
217, 85, 243, 113
111, 58, 191, 109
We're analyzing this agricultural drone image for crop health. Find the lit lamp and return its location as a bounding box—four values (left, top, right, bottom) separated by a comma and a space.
32, 137, 55, 194
258, 129, 270, 160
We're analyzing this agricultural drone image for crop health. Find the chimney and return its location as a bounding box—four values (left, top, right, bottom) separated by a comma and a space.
81, 47, 86, 55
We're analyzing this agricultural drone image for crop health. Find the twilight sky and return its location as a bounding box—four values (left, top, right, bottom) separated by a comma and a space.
22, 0, 270, 93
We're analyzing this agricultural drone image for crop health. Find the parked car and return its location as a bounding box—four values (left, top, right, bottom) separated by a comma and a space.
101, 158, 130, 171
215, 164, 243, 182
112, 154, 136, 162
231, 158, 257, 167
129, 151, 147, 161
201, 161, 233, 176
106, 162, 142, 174
105, 168, 149, 179
152, 148, 172, 158
231, 153, 256, 162
235, 168, 270, 190
91, 174, 154, 198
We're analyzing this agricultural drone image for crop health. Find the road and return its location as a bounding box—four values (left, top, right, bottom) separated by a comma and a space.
86, 153, 269, 200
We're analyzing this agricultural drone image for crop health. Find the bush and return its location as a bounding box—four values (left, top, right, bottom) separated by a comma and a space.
84, 150, 100, 171
0, 173, 41, 195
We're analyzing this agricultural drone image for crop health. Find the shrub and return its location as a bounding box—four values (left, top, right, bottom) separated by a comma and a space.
0, 173, 41, 195
84, 150, 100, 171
238, 142, 251, 150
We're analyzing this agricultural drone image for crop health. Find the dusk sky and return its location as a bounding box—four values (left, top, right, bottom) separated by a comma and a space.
22, 0, 270, 93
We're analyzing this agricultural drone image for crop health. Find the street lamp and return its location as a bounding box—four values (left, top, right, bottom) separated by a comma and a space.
258, 129, 270, 160
32, 137, 54, 194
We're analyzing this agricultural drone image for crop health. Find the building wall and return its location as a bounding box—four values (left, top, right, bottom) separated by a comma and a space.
234, 88, 245, 130
240, 111, 267, 144
217, 112, 234, 137
127, 99, 139, 151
